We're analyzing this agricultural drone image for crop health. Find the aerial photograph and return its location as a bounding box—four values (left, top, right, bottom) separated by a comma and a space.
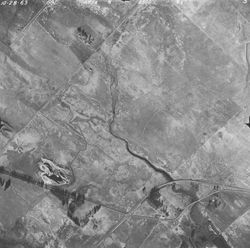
0, 0, 250, 247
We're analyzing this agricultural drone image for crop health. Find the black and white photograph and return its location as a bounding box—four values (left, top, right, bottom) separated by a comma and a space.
0, 0, 249, 247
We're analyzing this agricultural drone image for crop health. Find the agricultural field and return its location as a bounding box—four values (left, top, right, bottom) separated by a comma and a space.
0, 0, 250, 248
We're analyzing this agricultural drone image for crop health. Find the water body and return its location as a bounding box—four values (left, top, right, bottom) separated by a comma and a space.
107, 74, 232, 247
108, 82, 173, 182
